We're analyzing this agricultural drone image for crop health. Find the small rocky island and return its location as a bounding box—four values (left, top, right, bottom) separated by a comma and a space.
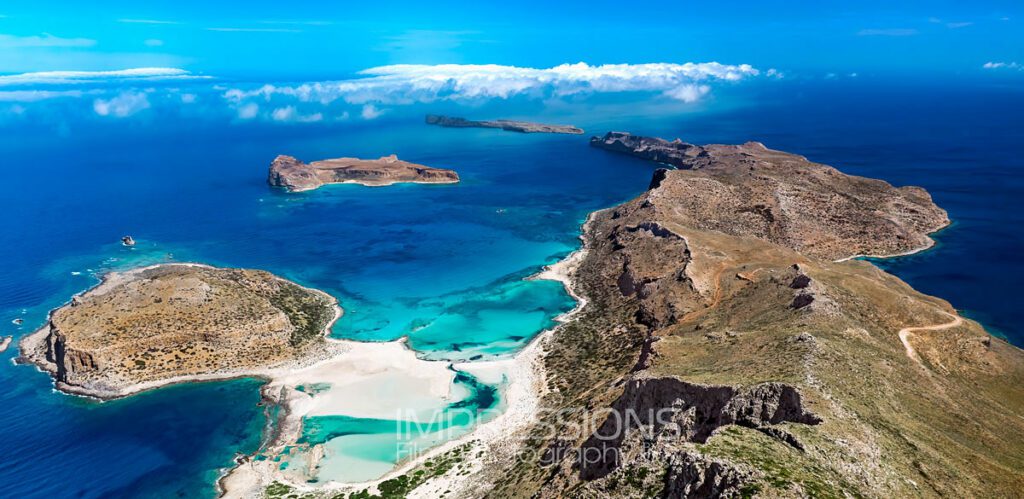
19, 264, 338, 399
0, 335, 11, 353
426, 114, 584, 134
268, 154, 459, 192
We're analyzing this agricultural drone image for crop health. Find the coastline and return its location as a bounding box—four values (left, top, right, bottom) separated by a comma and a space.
16, 262, 347, 402
281, 178, 460, 193
17, 213, 596, 498
834, 218, 952, 263
219, 213, 596, 497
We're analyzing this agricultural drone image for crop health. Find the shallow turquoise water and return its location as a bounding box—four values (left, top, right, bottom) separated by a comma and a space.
1, 80, 1021, 497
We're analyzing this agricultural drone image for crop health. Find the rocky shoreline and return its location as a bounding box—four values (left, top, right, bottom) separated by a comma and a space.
470, 141, 1024, 498
426, 114, 584, 134
268, 154, 459, 192
18, 263, 344, 401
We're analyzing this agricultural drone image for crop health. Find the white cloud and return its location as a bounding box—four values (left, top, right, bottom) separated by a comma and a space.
223, 62, 759, 109
360, 104, 384, 119
271, 105, 323, 123
983, 61, 1022, 70
270, 106, 294, 121
180, 93, 197, 103
929, 17, 975, 29
662, 84, 710, 103
0, 68, 207, 86
237, 102, 259, 119
857, 28, 918, 36
93, 91, 150, 117
0, 33, 96, 48
144, 39, 164, 47
0, 89, 86, 102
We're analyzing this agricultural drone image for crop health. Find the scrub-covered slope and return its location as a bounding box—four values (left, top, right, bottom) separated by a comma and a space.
480, 140, 1024, 498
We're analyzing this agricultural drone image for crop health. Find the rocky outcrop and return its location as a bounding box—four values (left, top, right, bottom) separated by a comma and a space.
426, 114, 584, 134
0, 335, 11, 353
268, 154, 459, 192
19, 264, 339, 399
579, 377, 820, 480
592, 134, 949, 260
47, 327, 99, 386
590, 132, 700, 168
663, 452, 757, 499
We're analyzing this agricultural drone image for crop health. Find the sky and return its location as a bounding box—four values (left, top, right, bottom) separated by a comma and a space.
1, 0, 1022, 79
0, 1, 1021, 129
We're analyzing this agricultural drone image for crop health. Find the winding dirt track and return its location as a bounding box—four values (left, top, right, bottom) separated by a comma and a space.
898, 311, 963, 365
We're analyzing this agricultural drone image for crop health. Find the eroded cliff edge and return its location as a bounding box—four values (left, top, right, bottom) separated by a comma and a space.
268, 154, 459, 192
19, 263, 340, 399
470, 138, 1024, 498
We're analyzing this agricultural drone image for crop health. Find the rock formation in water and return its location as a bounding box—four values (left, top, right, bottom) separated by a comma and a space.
0, 336, 11, 353
19, 264, 338, 399
426, 114, 584, 134
268, 154, 459, 192
457, 138, 1024, 498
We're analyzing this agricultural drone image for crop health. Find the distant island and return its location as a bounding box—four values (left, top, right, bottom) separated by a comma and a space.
268, 154, 459, 192
426, 114, 584, 134
18, 263, 340, 399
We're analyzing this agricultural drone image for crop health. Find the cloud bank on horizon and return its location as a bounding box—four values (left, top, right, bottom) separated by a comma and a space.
228, 62, 757, 106
0, 67, 209, 86
1, 62, 761, 123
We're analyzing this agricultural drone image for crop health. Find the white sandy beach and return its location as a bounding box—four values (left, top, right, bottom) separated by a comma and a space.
219, 239, 589, 498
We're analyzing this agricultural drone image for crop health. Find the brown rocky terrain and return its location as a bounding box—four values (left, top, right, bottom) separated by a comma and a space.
19, 264, 338, 399
426, 114, 584, 134
267, 154, 459, 192
593, 135, 949, 260
465, 138, 1024, 498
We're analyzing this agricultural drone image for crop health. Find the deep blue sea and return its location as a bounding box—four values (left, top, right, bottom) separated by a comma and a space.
1, 77, 1021, 497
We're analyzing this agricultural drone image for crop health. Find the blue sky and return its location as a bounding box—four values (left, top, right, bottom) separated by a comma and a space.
1, 1, 1022, 78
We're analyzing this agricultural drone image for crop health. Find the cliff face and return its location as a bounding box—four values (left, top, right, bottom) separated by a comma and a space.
590, 132, 699, 168
19, 264, 338, 399
481, 139, 1024, 498
426, 114, 584, 134
268, 154, 459, 192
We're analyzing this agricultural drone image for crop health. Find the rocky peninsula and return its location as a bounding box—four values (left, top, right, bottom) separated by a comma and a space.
396, 139, 1024, 498
426, 114, 584, 134
589, 131, 699, 168
19, 263, 340, 399
267, 154, 459, 192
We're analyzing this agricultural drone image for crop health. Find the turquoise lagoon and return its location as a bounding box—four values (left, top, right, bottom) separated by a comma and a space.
2, 80, 1023, 497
